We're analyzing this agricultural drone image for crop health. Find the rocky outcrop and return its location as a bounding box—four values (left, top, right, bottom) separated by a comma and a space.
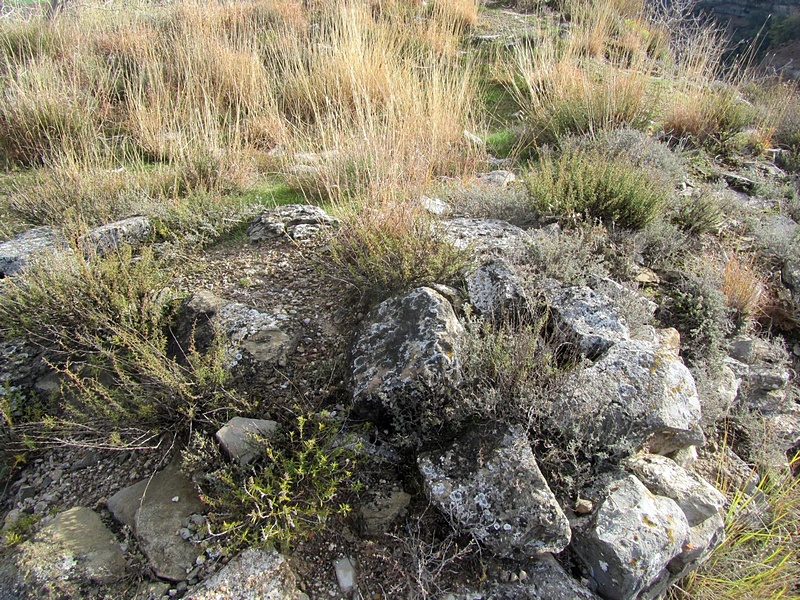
107, 463, 204, 582
441, 218, 533, 256
186, 548, 303, 600
544, 282, 630, 358
573, 474, 690, 600
0, 227, 65, 277
350, 287, 463, 434
247, 204, 339, 242
550, 337, 704, 457
418, 426, 571, 558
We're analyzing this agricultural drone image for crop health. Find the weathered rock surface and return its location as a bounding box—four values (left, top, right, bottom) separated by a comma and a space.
783, 259, 800, 295
418, 426, 571, 558
107, 463, 204, 581
247, 204, 339, 242
476, 169, 516, 187
78, 216, 152, 257
356, 487, 411, 537
0, 227, 65, 277
441, 218, 533, 256
624, 454, 725, 526
170, 290, 291, 368
350, 287, 463, 432
482, 554, 599, 599
466, 258, 529, 321
573, 474, 690, 600
550, 338, 704, 457
544, 282, 630, 358
215, 417, 280, 465
666, 512, 725, 581
15, 507, 126, 594
186, 548, 302, 600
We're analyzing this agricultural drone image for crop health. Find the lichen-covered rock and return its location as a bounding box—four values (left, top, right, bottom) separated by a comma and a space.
247, 204, 339, 242
483, 554, 600, 599
15, 507, 126, 597
543, 282, 630, 359
550, 338, 704, 457
783, 259, 800, 295
441, 218, 533, 256
78, 216, 152, 257
215, 417, 280, 465
418, 426, 571, 558
466, 258, 529, 321
0, 227, 65, 277
169, 291, 291, 369
186, 548, 302, 600
107, 464, 204, 581
624, 454, 725, 526
350, 287, 463, 436
573, 474, 690, 600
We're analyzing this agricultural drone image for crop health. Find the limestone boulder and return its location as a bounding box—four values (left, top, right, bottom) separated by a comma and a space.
624, 454, 725, 526
78, 216, 152, 257
543, 282, 630, 359
418, 426, 571, 558
0, 227, 65, 277
186, 548, 302, 600
350, 287, 463, 435
247, 204, 339, 242
107, 463, 204, 581
466, 258, 529, 321
550, 338, 704, 457
573, 474, 690, 600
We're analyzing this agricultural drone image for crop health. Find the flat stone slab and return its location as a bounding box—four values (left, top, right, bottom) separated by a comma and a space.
0, 227, 65, 277
78, 216, 152, 257
186, 548, 302, 600
440, 218, 533, 256
107, 463, 204, 581
215, 417, 279, 465
15, 507, 125, 598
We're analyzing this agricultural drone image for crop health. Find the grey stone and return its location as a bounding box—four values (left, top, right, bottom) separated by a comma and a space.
573, 474, 690, 600
482, 554, 599, 599
16, 507, 126, 590
420, 195, 451, 216
186, 548, 302, 600
247, 205, 339, 242
783, 259, 800, 295
215, 417, 280, 465
477, 170, 516, 187
333, 557, 356, 594
624, 454, 725, 526
350, 287, 463, 433
78, 216, 152, 257
0, 227, 65, 277
666, 512, 726, 581
107, 463, 204, 581
357, 488, 411, 537
466, 258, 529, 321
544, 282, 630, 359
418, 426, 571, 558
550, 338, 704, 457
441, 218, 533, 255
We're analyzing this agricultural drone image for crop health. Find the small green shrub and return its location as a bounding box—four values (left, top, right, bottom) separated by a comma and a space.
185, 413, 361, 552
326, 204, 471, 305
524, 149, 668, 228
0, 247, 229, 436
671, 188, 724, 236
659, 274, 732, 365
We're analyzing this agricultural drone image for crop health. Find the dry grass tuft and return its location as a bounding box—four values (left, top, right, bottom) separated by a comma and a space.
721, 254, 766, 325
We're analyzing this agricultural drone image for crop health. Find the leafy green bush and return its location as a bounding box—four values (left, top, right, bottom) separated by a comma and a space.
185, 413, 361, 552
326, 204, 470, 305
0, 247, 229, 437
524, 149, 668, 228
659, 274, 732, 366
